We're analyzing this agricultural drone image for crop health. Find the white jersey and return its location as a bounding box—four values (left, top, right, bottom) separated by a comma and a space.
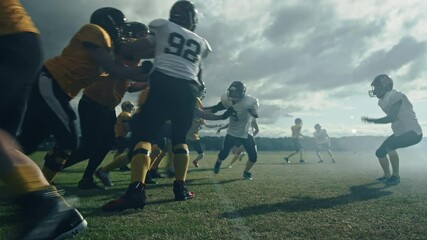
313, 129, 329, 145
147, 19, 211, 82
378, 89, 422, 136
221, 94, 259, 138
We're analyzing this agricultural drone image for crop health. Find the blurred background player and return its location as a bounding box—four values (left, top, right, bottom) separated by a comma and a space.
205, 81, 260, 180
0, 1, 86, 238
17, 8, 150, 184
114, 100, 136, 171
102, 0, 221, 211
313, 123, 336, 163
62, 22, 151, 190
284, 118, 305, 164
362, 74, 423, 185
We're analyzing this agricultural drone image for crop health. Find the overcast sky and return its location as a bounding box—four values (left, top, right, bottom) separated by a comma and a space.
23, 0, 427, 138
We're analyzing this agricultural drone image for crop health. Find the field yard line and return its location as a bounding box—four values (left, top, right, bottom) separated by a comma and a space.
212, 177, 255, 240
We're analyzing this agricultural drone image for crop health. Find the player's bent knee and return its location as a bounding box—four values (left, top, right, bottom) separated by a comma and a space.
248, 158, 257, 163
375, 148, 387, 158
130, 141, 151, 158
173, 144, 189, 155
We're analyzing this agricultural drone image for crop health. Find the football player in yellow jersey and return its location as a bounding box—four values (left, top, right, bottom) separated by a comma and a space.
96, 87, 172, 187
17, 8, 150, 184
0, 1, 87, 238
114, 100, 136, 169
61, 22, 150, 190
284, 118, 305, 164
189, 95, 222, 168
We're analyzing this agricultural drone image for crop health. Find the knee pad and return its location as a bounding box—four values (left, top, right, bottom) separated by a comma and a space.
173, 144, 189, 155
375, 147, 387, 158
248, 157, 257, 163
130, 141, 151, 158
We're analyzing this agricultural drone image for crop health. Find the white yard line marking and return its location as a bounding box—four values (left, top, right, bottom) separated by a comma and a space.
211, 176, 255, 240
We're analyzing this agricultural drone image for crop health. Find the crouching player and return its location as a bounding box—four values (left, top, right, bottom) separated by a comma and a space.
362, 74, 423, 185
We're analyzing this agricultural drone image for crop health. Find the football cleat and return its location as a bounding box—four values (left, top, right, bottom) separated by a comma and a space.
332, 159, 336, 163
243, 171, 253, 180
283, 157, 290, 164
173, 181, 194, 201
95, 168, 114, 187
299, 159, 306, 164
149, 169, 164, 179
376, 176, 390, 181
102, 182, 146, 211
385, 176, 400, 185
145, 172, 158, 185
78, 178, 106, 190
192, 160, 199, 168
318, 160, 324, 163
213, 160, 222, 174
20, 188, 87, 240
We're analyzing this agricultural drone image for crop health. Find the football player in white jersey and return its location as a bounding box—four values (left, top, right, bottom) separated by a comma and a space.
362, 74, 423, 185
103, 1, 229, 211
313, 124, 336, 163
204, 81, 260, 180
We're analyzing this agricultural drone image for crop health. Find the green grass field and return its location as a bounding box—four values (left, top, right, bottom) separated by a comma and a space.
1, 150, 427, 240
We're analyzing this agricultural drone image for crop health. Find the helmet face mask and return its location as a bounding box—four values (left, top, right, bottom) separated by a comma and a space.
169, 1, 198, 31
227, 81, 246, 102
369, 74, 393, 99
314, 124, 321, 131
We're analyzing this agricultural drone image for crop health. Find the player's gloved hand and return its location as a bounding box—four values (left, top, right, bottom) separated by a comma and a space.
221, 107, 236, 120
361, 116, 373, 123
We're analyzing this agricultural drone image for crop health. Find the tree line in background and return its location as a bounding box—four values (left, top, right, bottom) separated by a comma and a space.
37, 136, 426, 152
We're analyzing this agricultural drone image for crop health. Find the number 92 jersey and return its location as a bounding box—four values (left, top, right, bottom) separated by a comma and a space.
147, 19, 211, 82
221, 94, 259, 139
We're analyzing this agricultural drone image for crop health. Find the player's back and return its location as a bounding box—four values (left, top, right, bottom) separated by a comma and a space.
148, 19, 210, 82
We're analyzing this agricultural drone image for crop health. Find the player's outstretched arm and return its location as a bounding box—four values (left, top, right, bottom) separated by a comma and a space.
84, 43, 149, 80
362, 99, 402, 124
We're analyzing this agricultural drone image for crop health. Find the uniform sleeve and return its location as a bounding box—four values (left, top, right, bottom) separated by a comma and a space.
76, 24, 112, 49
202, 39, 212, 58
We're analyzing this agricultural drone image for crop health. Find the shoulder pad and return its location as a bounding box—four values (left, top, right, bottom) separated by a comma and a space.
221, 94, 231, 107
79, 24, 112, 48
203, 39, 212, 52
246, 95, 259, 108
149, 19, 169, 29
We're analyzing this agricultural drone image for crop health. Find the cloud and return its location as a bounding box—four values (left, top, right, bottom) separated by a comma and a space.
22, 0, 427, 137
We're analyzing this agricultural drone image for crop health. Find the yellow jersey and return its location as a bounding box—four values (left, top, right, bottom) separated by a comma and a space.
0, 0, 38, 35
44, 24, 112, 98
83, 76, 131, 110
